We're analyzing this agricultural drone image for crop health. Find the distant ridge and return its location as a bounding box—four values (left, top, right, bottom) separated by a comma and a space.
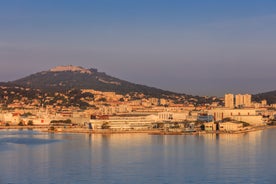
11, 65, 182, 98
253, 90, 276, 104
8, 65, 276, 104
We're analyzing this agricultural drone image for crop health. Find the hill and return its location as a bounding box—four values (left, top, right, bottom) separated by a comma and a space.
12, 65, 181, 98
253, 90, 276, 104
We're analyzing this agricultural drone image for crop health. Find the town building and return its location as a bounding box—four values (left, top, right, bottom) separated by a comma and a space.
208, 108, 264, 125
235, 94, 252, 108
225, 94, 234, 108
261, 100, 267, 107
204, 122, 217, 131
225, 93, 252, 108
157, 111, 189, 122
219, 122, 243, 131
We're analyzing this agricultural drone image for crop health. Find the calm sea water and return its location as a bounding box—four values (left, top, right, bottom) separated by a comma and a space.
1, 129, 276, 184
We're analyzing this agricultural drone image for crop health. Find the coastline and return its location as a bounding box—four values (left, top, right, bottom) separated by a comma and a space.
1, 125, 275, 135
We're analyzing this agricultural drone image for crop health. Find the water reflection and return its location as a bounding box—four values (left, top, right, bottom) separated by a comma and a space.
1, 130, 276, 183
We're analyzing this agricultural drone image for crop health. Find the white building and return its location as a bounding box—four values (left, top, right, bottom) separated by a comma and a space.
208, 109, 264, 126
219, 122, 243, 131
157, 112, 189, 122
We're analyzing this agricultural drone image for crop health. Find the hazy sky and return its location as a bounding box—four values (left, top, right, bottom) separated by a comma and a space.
0, 0, 276, 96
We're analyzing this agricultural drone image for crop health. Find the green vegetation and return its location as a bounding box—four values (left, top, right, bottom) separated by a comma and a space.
22, 112, 33, 117
267, 120, 276, 126
50, 119, 72, 124
253, 90, 276, 104
101, 122, 110, 129
239, 121, 250, 127
49, 126, 55, 131
221, 118, 233, 122
27, 120, 34, 126
98, 97, 107, 102
0, 66, 222, 108
18, 121, 24, 126
11, 69, 181, 98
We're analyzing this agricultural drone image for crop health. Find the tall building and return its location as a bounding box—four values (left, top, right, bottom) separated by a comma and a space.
225, 94, 234, 108
235, 94, 243, 107
235, 94, 252, 108
243, 94, 252, 107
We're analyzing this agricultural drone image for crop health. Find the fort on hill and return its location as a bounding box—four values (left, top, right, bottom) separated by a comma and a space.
50, 65, 92, 74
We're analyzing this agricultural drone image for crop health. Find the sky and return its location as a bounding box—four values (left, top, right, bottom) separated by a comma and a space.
0, 0, 276, 96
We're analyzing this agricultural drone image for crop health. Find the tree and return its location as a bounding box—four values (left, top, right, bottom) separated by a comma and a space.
98, 97, 107, 102
65, 119, 72, 124
101, 122, 110, 129
18, 121, 24, 126
27, 120, 34, 126
21, 112, 33, 117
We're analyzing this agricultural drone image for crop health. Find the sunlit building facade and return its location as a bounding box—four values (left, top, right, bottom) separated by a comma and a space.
225, 93, 234, 108
235, 94, 252, 108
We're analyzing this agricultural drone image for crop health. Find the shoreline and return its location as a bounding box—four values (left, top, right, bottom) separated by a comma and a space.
1, 125, 275, 135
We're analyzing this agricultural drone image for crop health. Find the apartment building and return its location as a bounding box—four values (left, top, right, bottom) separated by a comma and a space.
225, 94, 234, 108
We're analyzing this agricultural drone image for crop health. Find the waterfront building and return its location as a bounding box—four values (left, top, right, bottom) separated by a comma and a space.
204, 122, 217, 131
197, 114, 214, 122
231, 115, 264, 126
208, 108, 265, 126
90, 114, 158, 130
0, 113, 20, 125
157, 112, 189, 122
21, 117, 52, 125
218, 122, 243, 131
209, 108, 256, 120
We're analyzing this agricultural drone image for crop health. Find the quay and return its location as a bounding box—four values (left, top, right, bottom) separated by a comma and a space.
0, 124, 274, 135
